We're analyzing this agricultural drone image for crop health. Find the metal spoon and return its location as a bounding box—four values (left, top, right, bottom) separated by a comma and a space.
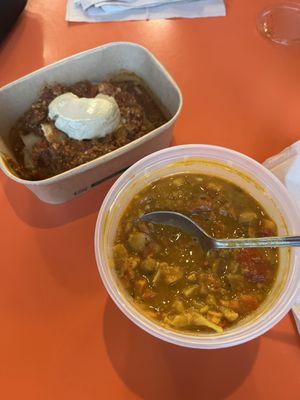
140, 211, 300, 252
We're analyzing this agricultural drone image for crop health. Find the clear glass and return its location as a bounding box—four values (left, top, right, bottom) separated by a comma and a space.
257, 3, 300, 45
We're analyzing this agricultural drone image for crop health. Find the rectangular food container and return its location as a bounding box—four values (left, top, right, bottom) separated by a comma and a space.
0, 42, 182, 204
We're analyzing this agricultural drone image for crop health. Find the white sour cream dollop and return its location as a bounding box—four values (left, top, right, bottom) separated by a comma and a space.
48, 92, 121, 140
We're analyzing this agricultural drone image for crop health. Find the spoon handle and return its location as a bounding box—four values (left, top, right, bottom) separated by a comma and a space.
215, 236, 300, 249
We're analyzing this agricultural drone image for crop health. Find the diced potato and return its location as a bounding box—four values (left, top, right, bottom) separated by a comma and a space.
173, 177, 184, 186
113, 244, 139, 278
134, 279, 147, 295
148, 241, 161, 255
113, 243, 128, 258
187, 272, 197, 282
220, 307, 239, 322
126, 257, 139, 273
172, 299, 185, 313
118, 256, 139, 280
183, 285, 199, 298
113, 244, 129, 276
239, 211, 258, 224
128, 232, 150, 253
160, 263, 183, 285
207, 182, 222, 192
140, 257, 157, 273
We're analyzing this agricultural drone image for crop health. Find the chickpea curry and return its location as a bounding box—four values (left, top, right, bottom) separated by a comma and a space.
113, 174, 278, 334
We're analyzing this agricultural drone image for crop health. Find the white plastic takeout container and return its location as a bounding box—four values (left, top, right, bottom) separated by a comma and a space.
95, 144, 300, 349
0, 42, 182, 204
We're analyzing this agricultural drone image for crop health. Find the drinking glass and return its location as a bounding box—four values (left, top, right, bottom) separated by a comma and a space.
257, 3, 300, 45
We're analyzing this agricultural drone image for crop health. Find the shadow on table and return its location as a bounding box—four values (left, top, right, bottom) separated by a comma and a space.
103, 299, 259, 400
0, 11, 44, 85
264, 313, 300, 348
3, 175, 117, 228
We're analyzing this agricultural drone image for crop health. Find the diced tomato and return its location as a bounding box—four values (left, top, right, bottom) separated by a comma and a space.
245, 262, 271, 283
227, 299, 240, 311
237, 249, 271, 283
261, 228, 275, 237
237, 249, 261, 263
240, 294, 259, 311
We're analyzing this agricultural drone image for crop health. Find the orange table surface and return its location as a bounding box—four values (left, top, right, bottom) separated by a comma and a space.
0, 1, 299, 399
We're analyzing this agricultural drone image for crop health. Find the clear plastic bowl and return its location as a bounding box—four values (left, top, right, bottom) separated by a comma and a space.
94, 145, 300, 349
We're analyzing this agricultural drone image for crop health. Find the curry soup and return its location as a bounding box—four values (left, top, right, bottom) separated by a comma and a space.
113, 173, 279, 334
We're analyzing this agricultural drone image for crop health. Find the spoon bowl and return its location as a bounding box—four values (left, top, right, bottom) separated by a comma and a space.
141, 211, 300, 251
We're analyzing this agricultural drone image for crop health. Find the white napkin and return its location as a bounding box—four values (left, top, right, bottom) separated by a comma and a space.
263, 141, 300, 334
67, 0, 226, 22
